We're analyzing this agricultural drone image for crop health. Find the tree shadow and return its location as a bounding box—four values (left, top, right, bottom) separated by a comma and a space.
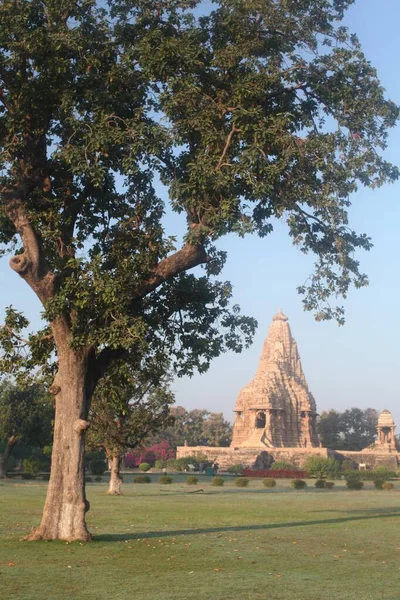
95, 511, 400, 543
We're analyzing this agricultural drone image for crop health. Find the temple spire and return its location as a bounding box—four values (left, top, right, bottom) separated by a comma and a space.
231, 311, 319, 448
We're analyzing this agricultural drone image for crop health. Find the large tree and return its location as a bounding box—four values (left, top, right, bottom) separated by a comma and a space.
0, 381, 53, 478
0, 1, 397, 540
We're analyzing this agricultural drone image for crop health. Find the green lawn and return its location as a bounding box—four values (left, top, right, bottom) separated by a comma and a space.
1, 478, 400, 600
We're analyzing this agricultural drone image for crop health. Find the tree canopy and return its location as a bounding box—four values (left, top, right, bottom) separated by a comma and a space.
148, 405, 233, 448
0, 0, 397, 540
0, 380, 53, 477
318, 407, 378, 450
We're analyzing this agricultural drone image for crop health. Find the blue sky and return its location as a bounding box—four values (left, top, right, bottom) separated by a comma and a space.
0, 0, 399, 425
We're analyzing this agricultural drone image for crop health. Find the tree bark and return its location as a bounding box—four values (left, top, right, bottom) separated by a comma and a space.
107, 454, 122, 495
0, 435, 17, 479
27, 348, 92, 541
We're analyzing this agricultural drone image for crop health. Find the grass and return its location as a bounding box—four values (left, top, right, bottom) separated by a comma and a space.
1, 477, 400, 600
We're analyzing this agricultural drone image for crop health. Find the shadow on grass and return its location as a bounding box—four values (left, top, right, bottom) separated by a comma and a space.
95, 511, 400, 543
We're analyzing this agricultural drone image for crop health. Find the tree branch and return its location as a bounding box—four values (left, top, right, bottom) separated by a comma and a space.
1, 186, 55, 302
141, 242, 208, 296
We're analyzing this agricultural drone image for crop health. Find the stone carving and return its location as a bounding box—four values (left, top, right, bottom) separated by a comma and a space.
231, 310, 319, 448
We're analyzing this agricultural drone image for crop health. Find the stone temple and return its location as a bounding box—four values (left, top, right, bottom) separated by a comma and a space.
176, 311, 399, 470
231, 310, 319, 449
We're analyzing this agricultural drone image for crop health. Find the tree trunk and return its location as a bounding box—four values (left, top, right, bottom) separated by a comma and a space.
108, 454, 122, 495
27, 349, 92, 541
0, 435, 17, 479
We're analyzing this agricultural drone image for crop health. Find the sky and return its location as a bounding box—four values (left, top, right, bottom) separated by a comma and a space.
0, 0, 399, 425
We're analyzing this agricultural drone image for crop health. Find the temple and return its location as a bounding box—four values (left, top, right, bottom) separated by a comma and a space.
231, 310, 319, 448
176, 311, 399, 470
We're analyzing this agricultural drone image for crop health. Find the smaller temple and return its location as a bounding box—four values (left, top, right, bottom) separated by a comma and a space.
375, 409, 396, 453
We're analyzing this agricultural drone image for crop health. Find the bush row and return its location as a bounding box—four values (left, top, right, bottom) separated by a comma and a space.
243, 469, 309, 479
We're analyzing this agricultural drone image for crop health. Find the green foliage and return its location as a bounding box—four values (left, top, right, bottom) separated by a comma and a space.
291, 479, 307, 490
186, 475, 199, 485
235, 478, 249, 488
346, 479, 364, 490
212, 477, 224, 487
382, 482, 394, 491
373, 466, 392, 480
226, 464, 244, 475
262, 478, 277, 488
305, 457, 340, 479
148, 407, 232, 449
0, 0, 396, 396
324, 481, 335, 489
155, 460, 165, 469
94, 476, 102, 483
341, 459, 357, 472
85, 477, 93, 483
134, 475, 151, 484
315, 479, 326, 488
22, 458, 40, 477
174, 456, 208, 472
0, 381, 53, 451
88, 361, 175, 469
159, 475, 173, 484
373, 478, 385, 490
139, 463, 151, 472
90, 460, 106, 476
271, 461, 298, 471
166, 459, 177, 470
319, 409, 378, 450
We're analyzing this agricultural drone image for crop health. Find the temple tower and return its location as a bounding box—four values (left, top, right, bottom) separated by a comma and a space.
231, 310, 319, 448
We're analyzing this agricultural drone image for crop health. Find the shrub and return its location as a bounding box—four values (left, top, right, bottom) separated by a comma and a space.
315, 479, 326, 488
85, 476, 93, 483
139, 462, 151, 472
23, 458, 40, 478
94, 476, 102, 482
324, 481, 335, 489
21, 473, 33, 480
346, 479, 364, 490
382, 482, 394, 491
243, 469, 308, 479
226, 464, 244, 475
41, 473, 50, 481
271, 461, 298, 471
262, 478, 277, 488
291, 479, 307, 489
134, 475, 151, 483
212, 476, 224, 487
373, 478, 385, 490
186, 476, 199, 485
373, 466, 392, 480
235, 478, 249, 487
159, 475, 173, 484
90, 459, 106, 476
341, 459, 357, 472
305, 456, 340, 479
166, 458, 177, 470
155, 459, 165, 469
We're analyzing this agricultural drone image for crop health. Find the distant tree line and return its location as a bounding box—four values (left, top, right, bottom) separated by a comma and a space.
318, 408, 379, 451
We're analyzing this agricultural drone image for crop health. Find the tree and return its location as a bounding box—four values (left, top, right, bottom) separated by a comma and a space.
0, 1, 397, 540
318, 407, 378, 450
149, 406, 232, 448
0, 381, 53, 478
88, 359, 174, 495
